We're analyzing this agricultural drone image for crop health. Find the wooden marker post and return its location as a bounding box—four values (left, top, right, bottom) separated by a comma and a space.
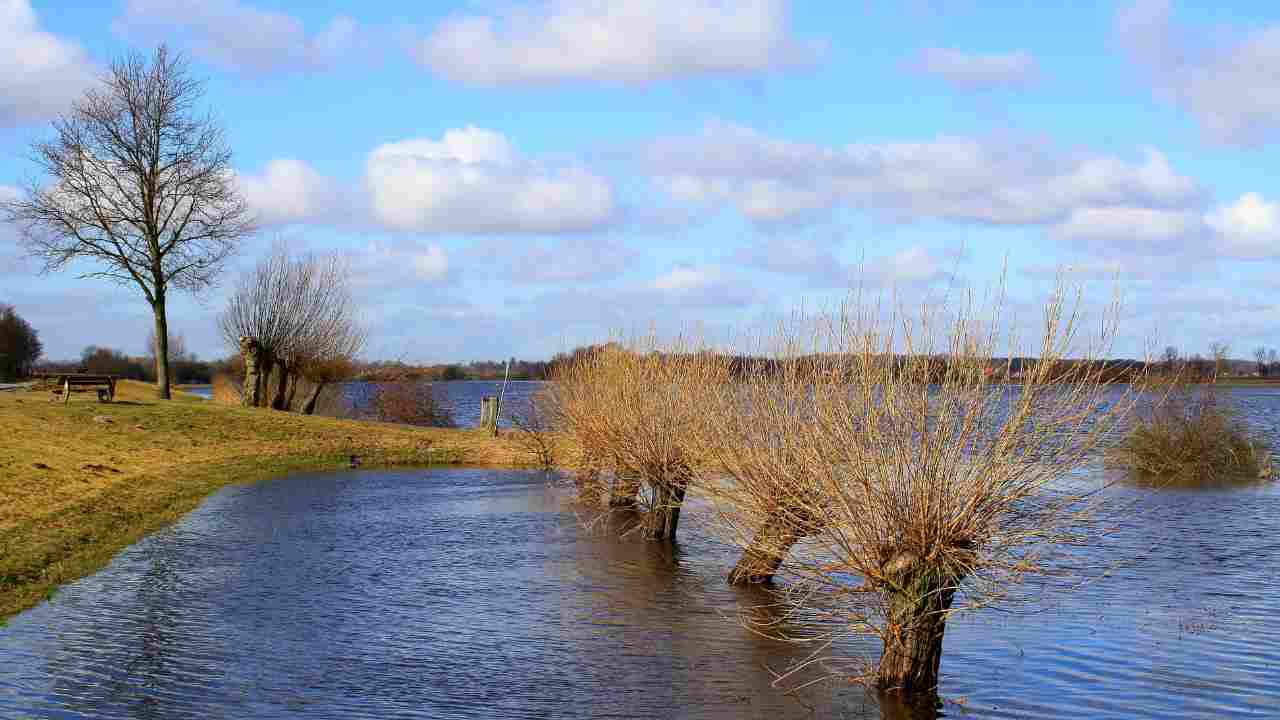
480, 396, 499, 434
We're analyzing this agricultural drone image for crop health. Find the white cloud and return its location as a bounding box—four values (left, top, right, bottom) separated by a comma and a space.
1050, 206, 1204, 247
115, 0, 362, 73
1205, 193, 1280, 258
0, 0, 95, 126
366, 126, 614, 234
236, 159, 344, 226
647, 123, 1201, 226
907, 47, 1039, 92
1115, 0, 1280, 144
413, 0, 818, 85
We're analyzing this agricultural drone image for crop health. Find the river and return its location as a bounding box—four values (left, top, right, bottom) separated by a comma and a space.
1, 390, 1278, 718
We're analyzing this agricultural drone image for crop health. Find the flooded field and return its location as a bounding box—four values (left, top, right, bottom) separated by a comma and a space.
1, 390, 1278, 718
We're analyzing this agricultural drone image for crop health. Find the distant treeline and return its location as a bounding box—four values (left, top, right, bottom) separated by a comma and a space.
535, 343, 1155, 384
31, 342, 1250, 388
357, 358, 555, 382
37, 344, 227, 385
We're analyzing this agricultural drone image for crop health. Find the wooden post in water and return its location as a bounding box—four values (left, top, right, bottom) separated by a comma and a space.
480, 396, 499, 434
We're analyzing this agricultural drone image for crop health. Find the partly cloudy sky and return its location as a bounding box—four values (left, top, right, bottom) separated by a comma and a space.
1, 0, 1277, 362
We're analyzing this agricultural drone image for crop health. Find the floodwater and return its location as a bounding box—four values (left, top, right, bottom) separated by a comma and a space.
184, 380, 542, 427
1, 390, 1278, 719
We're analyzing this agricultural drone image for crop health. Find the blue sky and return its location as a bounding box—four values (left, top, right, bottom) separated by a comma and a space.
1, 0, 1278, 363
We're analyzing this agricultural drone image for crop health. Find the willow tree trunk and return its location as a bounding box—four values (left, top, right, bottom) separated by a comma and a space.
299, 382, 325, 415
239, 336, 264, 408
285, 372, 301, 410
257, 353, 275, 408
728, 502, 823, 585
609, 467, 641, 509
270, 359, 290, 410
151, 298, 171, 400
728, 515, 800, 585
877, 568, 958, 695
643, 476, 687, 541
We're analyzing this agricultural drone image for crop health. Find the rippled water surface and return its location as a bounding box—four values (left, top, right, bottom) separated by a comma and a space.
2, 390, 1278, 718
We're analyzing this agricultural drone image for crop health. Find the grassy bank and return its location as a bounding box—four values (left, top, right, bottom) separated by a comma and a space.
0, 380, 553, 622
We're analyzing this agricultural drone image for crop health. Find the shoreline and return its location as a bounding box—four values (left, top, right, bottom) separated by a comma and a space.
0, 380, 559, 623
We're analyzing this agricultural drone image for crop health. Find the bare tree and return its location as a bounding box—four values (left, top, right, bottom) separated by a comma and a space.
1161, 345, 1179, 374
1270, 349, 1279, 377
1209, 341, 1230, 377
1255, 347, 1269, 377
3, 46, 253, 399
218, 243, 364, 411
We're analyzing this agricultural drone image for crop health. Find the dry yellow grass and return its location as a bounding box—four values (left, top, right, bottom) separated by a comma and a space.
0, 379, 565, 621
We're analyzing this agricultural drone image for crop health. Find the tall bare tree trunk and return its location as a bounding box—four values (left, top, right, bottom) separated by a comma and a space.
151, 298, 171, 400
876, 566, 958, 695
257, 351, 275, 408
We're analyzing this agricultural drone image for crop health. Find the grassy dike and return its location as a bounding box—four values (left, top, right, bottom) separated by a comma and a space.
0, 380, 546, 622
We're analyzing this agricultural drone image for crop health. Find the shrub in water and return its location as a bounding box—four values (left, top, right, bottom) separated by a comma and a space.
1108, 377, 1273, 485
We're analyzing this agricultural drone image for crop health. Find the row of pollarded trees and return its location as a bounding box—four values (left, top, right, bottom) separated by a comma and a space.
549, 280, 1135, 700
218, 245, 364, 414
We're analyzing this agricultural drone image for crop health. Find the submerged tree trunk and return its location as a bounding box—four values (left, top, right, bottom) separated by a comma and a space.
151, 298, 171, 400
609, 466, 641, 509
643, 463, 691, 541
728, 516, 801, 585
299, 381, 326, 415
728, 502, 824, 585
643, 477, 687, 541
876, 564, 959, 695
239, 336, 264, 408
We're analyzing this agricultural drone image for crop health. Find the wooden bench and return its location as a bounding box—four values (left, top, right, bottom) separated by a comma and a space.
36, 374, 117, 404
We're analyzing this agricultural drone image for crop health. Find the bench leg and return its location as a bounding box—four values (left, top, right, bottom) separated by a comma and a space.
63, 379, 71, 405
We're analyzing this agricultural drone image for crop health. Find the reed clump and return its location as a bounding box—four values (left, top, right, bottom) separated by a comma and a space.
1108, 377, 1273, 485
694, 280, 1135, 697
551, 338, 730, 539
